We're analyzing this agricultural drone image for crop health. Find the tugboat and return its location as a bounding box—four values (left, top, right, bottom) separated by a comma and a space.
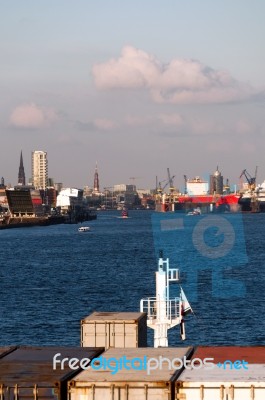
121, 208, 129, 218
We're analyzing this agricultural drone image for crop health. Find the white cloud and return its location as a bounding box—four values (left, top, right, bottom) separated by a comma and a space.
93, 46, 255, 104
93, 46, 160, 89
235, 119, 253, 135
93, 118, 117, 130
124, 114, 154, 127
9, 103, 58, 128
158, 113, 184, 127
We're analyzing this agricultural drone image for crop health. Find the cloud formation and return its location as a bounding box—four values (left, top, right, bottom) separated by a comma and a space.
93, 46, 255, 104
9, 103, 58, 128
93, 118, 117, 130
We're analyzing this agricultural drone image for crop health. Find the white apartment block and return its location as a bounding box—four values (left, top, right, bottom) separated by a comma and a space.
32, 151, 48, 189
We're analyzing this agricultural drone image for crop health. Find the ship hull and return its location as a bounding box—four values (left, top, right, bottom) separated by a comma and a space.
157, 194, 241, 213
174, 194, 241, 213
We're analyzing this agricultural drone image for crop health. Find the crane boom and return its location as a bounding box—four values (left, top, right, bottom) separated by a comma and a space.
239, 168, 257, 191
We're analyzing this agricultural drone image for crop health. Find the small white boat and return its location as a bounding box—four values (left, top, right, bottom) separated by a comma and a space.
78, 226, 90, 232
186, 207, 201, 216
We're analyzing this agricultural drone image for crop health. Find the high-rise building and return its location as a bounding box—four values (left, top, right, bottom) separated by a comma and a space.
210, 166, 223, 195
18, 151, 26, 186
32, 151, 48, 189
93, 163, 99, 194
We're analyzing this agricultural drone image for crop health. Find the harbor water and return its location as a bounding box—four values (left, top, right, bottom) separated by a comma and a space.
0, 210, 264, 346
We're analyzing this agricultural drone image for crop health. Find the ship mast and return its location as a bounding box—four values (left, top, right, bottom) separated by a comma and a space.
140, 251, 192, 347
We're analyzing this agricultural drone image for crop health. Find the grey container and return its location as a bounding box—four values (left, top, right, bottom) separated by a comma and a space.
176, 364, 265, 400
0, 346, 104, 400
81, 312, 147, 349
68, 347, 193, 400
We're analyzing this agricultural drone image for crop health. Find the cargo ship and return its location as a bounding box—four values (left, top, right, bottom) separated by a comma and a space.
156, 171, 241, 213
238, 181, 265, 212
175, 193, 241, 213
156, 192, 241, 213
1, 344, 264, 399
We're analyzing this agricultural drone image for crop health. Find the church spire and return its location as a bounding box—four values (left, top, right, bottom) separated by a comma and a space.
18, 150, 26, 185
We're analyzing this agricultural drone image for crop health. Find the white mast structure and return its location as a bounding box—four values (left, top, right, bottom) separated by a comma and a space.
140, 251, 192, 348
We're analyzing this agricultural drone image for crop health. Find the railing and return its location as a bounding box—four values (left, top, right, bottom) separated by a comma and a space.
140, 297, 181, 322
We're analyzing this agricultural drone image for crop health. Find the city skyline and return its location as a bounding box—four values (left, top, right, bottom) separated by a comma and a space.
1, 149, 258, 193
1, 1, 265, 189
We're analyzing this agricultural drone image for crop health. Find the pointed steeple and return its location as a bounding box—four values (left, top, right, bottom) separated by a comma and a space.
18, 150, 26, 185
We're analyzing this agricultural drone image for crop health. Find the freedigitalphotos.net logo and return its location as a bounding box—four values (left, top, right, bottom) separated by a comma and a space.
152, 212, 248, 301
52, 353, 248, 375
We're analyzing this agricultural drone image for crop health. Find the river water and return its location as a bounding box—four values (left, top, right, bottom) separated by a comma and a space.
0, 210, 264, 347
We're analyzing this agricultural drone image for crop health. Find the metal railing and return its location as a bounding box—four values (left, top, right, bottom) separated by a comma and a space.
140, 297, 181, 322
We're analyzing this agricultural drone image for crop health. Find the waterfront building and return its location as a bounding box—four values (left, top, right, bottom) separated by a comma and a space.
56, 188, 84, 214
32, 151, 48, 190
83, 186, 93, 197
113, 184, 136, 193
54, 182, 63, 194
0, 187, 8, 211
18, 151, 26, 186
113, 184, 139, 208
5, 188, 35, 217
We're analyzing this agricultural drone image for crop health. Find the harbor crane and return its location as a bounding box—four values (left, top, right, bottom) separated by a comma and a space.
183, 175, 188, 195
157, 179, 169, 194
157, 169, 176, 194
167, 168, 175, 194
129, 177, 141, 185
239, 167, 258, 191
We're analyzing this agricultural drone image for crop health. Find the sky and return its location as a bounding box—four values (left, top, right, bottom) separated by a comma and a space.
1, 0, 265, 191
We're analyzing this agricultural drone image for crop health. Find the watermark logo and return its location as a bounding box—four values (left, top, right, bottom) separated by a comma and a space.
53, 353, 248, 375
152, 212, 248, 301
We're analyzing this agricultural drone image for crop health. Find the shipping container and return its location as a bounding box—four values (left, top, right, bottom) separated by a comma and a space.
68, 347, 193, 400
176, 347, 265, 400
0, 346, 104, 400
176, 365, 265, 400
81, 312, 147, 349
191, 346, 265, 364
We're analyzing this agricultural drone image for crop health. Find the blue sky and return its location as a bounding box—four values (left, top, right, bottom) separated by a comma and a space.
1, 1, 265, 190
